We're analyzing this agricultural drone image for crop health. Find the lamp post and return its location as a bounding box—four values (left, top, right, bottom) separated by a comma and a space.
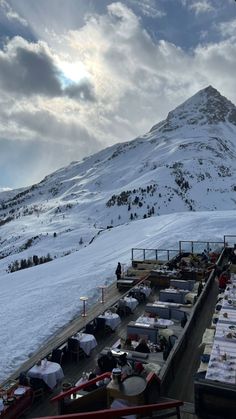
99, 285, 107, 304
80, 296, 88, 317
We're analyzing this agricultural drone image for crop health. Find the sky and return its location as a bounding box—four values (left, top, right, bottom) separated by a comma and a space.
0, 209, 235, 384
0, 0, 236, 190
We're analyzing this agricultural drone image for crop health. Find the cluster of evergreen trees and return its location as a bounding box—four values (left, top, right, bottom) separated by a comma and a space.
106, 184, 158, 208
8, 254, 52, 273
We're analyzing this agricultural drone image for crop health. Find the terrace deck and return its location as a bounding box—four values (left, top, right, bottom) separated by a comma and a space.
23, 272, 219, 419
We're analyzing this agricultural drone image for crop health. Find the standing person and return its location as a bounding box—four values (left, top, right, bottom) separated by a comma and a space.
115, 262, 122, 280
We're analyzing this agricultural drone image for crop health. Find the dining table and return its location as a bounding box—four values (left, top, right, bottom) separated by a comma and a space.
98, 312, 121, 331
123, 296, 139, 312
135, 285, 151, 298
159, 288, 189, 304
135, 315, 174, 328
107, 375, 147, 406
74, 332, 98, 356
28, 360, 64, 389
206, 281, 236, 384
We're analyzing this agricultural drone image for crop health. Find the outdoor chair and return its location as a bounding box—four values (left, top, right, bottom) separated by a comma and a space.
50, 348, 64, 365
67, 337, 83, 363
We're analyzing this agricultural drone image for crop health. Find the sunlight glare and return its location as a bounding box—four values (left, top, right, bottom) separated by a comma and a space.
58, 60, 89, 84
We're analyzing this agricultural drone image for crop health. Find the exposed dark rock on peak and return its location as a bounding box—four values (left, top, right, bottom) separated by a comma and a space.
150, 85, 236, 133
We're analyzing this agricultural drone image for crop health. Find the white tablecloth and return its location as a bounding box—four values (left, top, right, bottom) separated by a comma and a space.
137, 286, 151, 298
135, 316, 174, 328
136, 315, 154, 326
124, 297, 139, 312
28, 361, 64, 389
98, 313, 121, 330
74, 333, 97, 356
206, 280, 236, 384
156, 318, 174, 327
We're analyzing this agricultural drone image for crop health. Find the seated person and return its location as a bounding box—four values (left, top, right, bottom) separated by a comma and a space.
124, 337, 133, 350
189, 254, 200, 267
201, 250, 209, 263
178, 258, 188, 269
209, 251, 219, 264
218, 269, 231, 291
135, 338, 150, 354
133, 361, 145, 377
97, 351, 117, 373
117, 353, 133, 378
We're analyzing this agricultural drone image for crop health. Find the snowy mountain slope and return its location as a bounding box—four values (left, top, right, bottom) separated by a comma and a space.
0, 85, 236, 270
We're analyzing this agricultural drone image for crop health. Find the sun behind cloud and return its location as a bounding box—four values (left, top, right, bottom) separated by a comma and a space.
58, 60, 90, 85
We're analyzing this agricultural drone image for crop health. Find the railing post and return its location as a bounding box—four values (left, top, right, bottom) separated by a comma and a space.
179, 241, 182, 255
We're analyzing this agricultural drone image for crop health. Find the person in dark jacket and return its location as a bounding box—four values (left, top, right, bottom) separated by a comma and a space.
97, 351, 117, 373
115, 262, 122, 280
135, 339, 150, 354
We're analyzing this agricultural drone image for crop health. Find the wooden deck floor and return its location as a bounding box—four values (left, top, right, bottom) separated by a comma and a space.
22, 276, 220, 419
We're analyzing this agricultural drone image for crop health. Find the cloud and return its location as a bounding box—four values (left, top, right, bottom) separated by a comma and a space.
127, 0, 166, 18
180, 0, 215, 15
0, 38, 61, 96
0, 187, 12, 192
64, 80, 96, 101
0, 37, 96, 101
0, 0, 28, 26
190, 1, 214, 15
218, 18, 236, 39
0, 1, 236, 189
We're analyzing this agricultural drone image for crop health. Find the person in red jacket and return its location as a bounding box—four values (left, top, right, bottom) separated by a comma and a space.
218, 269, 231, 291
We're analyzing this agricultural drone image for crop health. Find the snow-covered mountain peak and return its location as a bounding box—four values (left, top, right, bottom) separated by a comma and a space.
1, 86, 236, 273
151, 85, 236, 133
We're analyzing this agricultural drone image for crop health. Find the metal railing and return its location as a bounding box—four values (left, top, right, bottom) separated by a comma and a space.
131, 239, 226, 263
224, 235, 236, 248
179, 240, 225, 255
33, 400, 183, 419
131, 248, 179, 262
46, 372, 183, 419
